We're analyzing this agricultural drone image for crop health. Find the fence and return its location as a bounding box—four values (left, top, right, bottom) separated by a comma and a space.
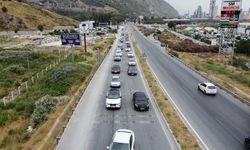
1, 50, 72, 105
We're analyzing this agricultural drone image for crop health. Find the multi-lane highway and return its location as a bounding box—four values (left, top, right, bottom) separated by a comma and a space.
130, 25, 250, 150
56, 27, 179, 150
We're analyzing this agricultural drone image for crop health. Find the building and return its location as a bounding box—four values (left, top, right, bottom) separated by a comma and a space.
53, 26, 75, 32
209, 0, 216, 19
79, 21, 95, 34
194, 5, 203, 18
237, 22, 250, 36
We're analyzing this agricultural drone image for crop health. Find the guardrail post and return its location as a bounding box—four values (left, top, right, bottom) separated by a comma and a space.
18, 86, 21, 95
11, 91, 14, 100
3, 97, 6, 106
31, 76, 34, 83
25, 81, 28, 89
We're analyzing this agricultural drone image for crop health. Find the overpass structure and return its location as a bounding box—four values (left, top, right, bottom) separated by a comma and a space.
163, 18, 220, 24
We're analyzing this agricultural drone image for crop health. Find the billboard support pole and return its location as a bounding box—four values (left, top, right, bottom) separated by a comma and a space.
84, 33, 87, 53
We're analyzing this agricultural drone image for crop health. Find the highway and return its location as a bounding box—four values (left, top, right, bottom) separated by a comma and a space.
130, 25, 250, 150
56, 28, 179, 150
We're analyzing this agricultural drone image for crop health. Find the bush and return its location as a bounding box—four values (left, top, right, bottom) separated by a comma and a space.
235, 40, 250, 55
30, 95, 59, 128
9, 65, 26, 75
2, 7, 8, 13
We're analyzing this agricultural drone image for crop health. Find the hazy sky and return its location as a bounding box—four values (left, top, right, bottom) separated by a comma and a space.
165, 0, 250, 15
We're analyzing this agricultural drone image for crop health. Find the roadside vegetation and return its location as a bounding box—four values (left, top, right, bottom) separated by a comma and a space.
131, 34, 200, 150
0, 36, 115, 149
158, 30, 250, 103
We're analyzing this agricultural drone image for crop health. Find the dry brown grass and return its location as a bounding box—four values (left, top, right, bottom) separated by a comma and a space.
0, 0, 79, 30
132, 39, 200, 149
178, 52, 250, 103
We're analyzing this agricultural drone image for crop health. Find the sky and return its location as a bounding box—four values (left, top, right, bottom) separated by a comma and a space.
164, 0, 250, 15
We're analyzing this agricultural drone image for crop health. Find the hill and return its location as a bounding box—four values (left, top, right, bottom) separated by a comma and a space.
0, 0, 79, 31
31, 0, 179, 18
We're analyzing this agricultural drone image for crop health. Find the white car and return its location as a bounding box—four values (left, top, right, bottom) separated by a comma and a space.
116, 52, 122, 57
106, 89, 122, 109
110, 76, 121, 88
107, 129, 135, 150
128, 59, 136, 66
116, 49, 122, 53
198, 82, 217, 95
127, 52, 134, 58
125, 48, 131, 52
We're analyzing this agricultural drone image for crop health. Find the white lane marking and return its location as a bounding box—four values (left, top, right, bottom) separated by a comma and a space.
132, 28, 210, 150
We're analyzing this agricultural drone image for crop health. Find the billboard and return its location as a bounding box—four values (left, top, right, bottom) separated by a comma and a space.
220, 0, 242, 28
61, 34, 81, 46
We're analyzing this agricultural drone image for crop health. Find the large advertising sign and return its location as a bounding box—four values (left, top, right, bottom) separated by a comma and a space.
220, 0, 242, 28
61, 34, 81, 46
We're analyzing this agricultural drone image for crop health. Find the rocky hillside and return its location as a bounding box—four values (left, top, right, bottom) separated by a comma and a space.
31, 0, 179, 18
0, 0, 79, 31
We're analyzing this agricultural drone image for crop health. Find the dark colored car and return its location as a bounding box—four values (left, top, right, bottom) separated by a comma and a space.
112, 65, 121, 74
160, 42, 166, 47
127, 66, 137, 76
245, 137, 250, 149
133, 92, 149, 111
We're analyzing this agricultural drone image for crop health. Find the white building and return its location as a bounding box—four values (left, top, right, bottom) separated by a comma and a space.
237, 22, 250, 36
79, 21, 95, 34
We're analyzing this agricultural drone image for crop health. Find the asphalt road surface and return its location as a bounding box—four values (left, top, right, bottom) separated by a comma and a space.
56, 27, 179, 150
130, 25, 250, 150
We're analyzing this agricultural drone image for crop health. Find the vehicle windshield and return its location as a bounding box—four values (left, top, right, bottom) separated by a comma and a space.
110, 142, 130, 150
208, 86, 216, 89
112, 78, 119, 82
108, 90, 120, 99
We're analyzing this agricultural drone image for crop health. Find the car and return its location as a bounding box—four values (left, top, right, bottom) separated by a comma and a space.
245, 137, 250, 149
127, 66, 137, 76
126, 43, 131, 48
107, 129, 135, 150
125, 48, 131, 52
112, 65, 121, 74
127, 52, 134, 58
105, 89, 122, 109
116, 49, 122, 53
117, 43, 123, 48
198, 82, 217, 95
115, 52, 122, 57
110, 76, 121, 88
160, 42, 166, 47
133, 92, 149, 111
128, 59, 136, 66
114, 56, 121, 61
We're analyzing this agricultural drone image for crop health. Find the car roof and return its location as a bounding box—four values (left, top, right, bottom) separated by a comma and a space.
112, 75, 120, 79
204, 82, 215, 86
113, 130, 133, 144
134, 92, 145, 96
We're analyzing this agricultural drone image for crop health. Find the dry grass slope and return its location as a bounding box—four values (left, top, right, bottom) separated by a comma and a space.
0, 0, 79, 31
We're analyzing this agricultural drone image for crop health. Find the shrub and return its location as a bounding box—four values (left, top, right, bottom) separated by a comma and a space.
9, 65, 26, 75
235, 40, 250, 55
30, 95, 59, 128
2, 7, 8, 13
169, 50, 179, 58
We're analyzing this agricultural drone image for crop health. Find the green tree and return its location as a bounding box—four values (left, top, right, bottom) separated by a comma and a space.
2, 7, 8, 13
235, 40, 250, 55
168, 22, 176, 29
